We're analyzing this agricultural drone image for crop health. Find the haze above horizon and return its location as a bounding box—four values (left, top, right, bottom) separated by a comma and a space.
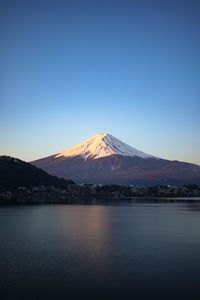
1, 0, 199, 165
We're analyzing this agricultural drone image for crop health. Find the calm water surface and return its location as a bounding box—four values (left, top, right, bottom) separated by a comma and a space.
1, 200, 200, 299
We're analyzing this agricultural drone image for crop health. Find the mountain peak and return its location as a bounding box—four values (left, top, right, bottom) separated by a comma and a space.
94, 133, 109, 138
55, 134, 153, 160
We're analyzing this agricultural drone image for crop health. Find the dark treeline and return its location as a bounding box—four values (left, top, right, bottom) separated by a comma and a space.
0, 156, 74, 191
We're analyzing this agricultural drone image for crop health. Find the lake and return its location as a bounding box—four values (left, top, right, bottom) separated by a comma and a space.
1, 200, 200, 299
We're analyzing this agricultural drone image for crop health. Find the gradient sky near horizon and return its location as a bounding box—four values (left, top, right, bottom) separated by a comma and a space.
1, 0, 200, 164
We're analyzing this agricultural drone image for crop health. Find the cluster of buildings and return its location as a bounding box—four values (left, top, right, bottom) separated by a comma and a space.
0, 183, 200, 204
131, 184, 200, 197
69, 183, 200, 198
0, 185, 69, 204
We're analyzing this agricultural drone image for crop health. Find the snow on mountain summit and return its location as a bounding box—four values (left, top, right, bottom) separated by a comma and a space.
55, 133, 153, 160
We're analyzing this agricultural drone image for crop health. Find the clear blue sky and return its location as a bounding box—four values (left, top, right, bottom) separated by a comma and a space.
1, 0, 200, 164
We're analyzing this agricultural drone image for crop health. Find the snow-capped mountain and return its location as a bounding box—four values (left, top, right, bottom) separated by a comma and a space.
31, 134, 200, 185
55, 133, 153, 160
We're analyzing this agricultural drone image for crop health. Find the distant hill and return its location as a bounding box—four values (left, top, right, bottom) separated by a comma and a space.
0, 156, 74, 191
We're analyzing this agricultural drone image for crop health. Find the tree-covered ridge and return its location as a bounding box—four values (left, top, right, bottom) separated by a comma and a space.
0, 156, 74, 191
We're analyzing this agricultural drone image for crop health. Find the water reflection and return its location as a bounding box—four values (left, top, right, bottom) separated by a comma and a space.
1, 202, 200, 300
59, 206, 110, 264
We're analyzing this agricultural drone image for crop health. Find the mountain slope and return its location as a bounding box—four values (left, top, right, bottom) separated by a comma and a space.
0, 156, 74, 191
31, 134, 200, 185
55, 133, 153, 160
